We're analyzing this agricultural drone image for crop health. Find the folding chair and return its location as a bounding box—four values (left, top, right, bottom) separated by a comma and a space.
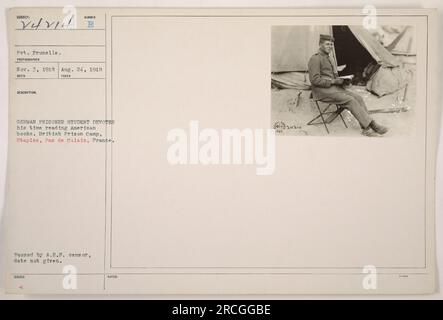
307, 97, 348, 134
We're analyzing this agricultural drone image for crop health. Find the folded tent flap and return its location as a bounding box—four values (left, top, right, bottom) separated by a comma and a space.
366, 64, 409, 97
347, 25, 401, 67
271, 72, 311, 90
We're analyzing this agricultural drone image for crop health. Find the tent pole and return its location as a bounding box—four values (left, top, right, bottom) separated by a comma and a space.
330, 25, 339, 72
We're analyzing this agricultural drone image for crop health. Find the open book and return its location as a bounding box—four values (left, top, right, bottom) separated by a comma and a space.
339, 75, 355, 80
338, 74, 354, 85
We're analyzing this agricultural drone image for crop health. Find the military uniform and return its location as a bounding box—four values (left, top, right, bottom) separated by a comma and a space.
308, 50, 373, 129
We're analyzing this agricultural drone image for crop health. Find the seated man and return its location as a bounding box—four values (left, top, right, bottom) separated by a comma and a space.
308, 34, 388, 136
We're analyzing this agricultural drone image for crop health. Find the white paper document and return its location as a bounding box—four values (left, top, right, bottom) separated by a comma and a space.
3, 7, 439, 294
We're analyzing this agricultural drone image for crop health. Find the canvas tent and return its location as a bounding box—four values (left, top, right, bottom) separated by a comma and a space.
271, 25, 408, 97
377, 26, 416, 56
272, 26, 332, 72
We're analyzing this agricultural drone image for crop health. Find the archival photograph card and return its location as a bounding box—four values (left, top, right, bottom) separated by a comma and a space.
3, 8, 439, 294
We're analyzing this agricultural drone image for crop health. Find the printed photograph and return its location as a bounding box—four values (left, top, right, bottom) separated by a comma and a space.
271, 25, 416, 136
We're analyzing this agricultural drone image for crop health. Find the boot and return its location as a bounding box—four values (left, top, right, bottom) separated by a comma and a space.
362, 127, 378, 137
369, 121, 389, 135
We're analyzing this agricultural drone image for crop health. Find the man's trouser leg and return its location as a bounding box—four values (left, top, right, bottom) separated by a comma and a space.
320, 92, 372, 129
342, 89, 369, 112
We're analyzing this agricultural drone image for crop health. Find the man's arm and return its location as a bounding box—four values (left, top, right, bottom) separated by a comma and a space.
308, 55, 331, 88
308, 56, 343, 87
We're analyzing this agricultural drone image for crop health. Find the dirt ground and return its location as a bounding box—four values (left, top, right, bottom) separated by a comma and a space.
271, 64, 416, 137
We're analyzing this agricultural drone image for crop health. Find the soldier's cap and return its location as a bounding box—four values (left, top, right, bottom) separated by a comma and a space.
319, 34, 335, 42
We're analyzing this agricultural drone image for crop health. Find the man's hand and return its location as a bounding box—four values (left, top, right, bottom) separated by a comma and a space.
332, 78, 344, 85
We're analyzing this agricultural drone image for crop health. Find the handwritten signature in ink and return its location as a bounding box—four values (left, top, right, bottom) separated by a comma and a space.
18, 15, 75, 30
